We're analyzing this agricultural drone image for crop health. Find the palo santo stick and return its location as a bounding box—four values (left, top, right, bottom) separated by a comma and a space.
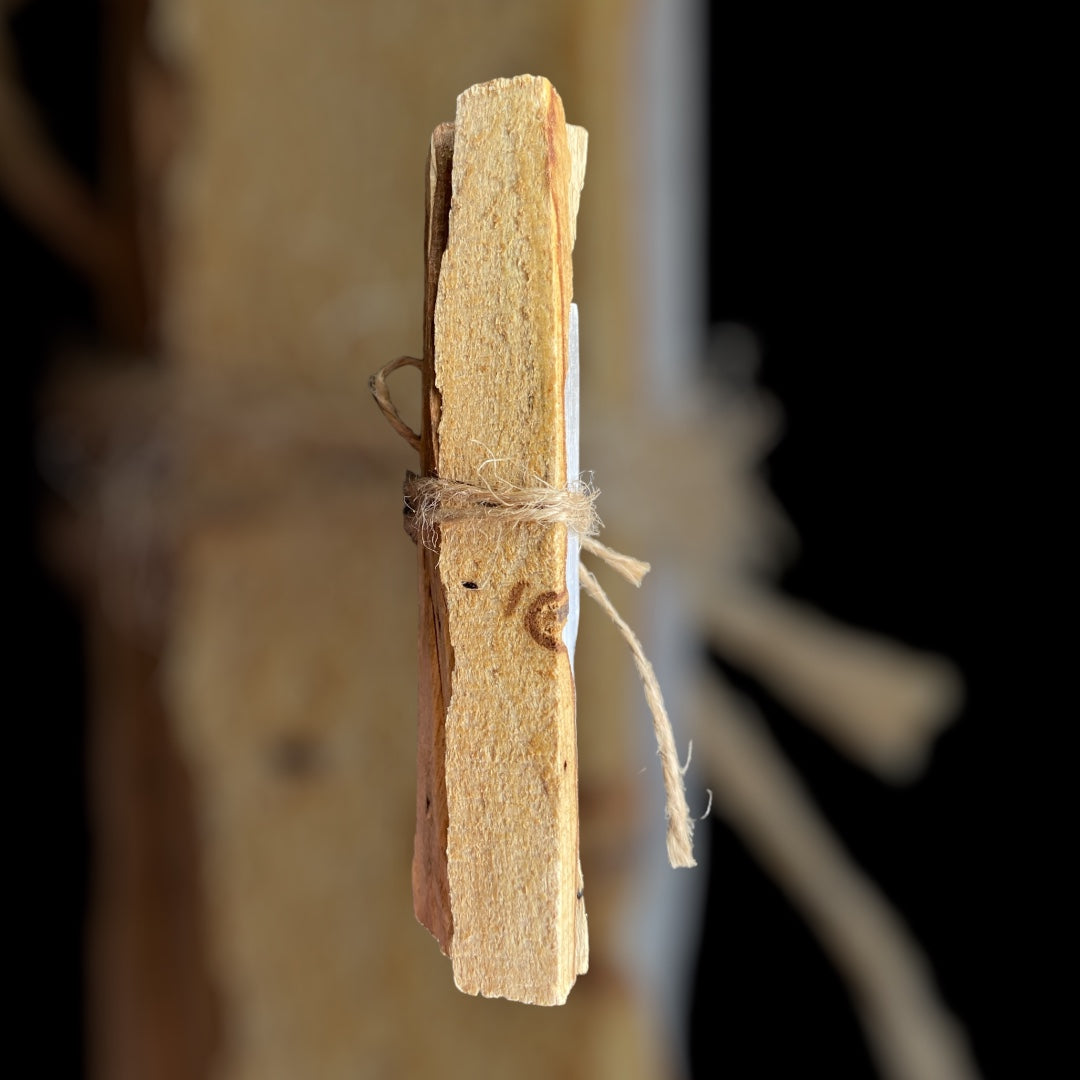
412, 75, 589, 1005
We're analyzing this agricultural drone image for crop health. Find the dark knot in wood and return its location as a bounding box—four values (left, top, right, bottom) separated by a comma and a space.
525, 588, 569, 652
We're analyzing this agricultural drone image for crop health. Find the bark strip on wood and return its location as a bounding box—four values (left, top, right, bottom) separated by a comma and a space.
412, 121, 456, 954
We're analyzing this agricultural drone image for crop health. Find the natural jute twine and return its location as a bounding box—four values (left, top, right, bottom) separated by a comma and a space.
371, 356, 696, 869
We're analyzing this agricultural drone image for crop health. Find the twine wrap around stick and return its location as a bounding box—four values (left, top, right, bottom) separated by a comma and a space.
404, 472, 601, 550
373, 355, 696, 869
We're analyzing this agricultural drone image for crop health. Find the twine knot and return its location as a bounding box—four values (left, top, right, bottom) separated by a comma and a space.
372, 356, 696, 869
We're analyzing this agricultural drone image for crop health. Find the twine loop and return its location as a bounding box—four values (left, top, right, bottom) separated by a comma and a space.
371, 356, 696, 869
369, 356, 423, 451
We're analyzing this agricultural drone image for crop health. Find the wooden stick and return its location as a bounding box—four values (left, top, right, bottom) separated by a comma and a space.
412, 75, 589, 1005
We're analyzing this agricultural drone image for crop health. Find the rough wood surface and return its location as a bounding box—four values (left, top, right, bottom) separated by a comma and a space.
418, 75, 589, 1005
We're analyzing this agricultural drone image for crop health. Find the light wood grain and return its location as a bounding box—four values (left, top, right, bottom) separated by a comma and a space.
416, 75, 589, 1005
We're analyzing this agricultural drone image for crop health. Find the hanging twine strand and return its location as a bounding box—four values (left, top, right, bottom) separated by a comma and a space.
372, 355, 696, 869
578, 563, 696, 867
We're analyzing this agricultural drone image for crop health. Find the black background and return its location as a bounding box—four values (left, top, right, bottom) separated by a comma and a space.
7, 3, 97, 1075
7, 4, 1036, 1076
690, 10, 1034, 1079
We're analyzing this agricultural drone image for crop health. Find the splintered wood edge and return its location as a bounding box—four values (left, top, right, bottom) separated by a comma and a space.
412, 76, 588, 1005
566, 125, 587, 253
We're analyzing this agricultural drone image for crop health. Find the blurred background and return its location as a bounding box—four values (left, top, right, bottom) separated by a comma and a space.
6, 1, 1027, 1077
